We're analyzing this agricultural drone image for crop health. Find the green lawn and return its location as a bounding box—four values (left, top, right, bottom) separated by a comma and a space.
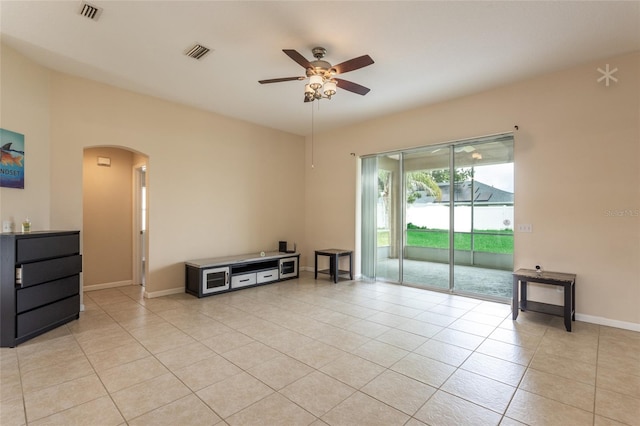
377, 229, 513, 254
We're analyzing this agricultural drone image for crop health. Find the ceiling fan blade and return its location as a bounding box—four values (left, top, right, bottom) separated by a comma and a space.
259, 76, 305, 84
332, 55, 374, 74
334, 78, 370, 96
283, 49, 312, 68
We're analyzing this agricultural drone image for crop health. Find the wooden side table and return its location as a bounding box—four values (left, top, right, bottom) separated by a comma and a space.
315, 249, 353, 283
512, 269, 576, 331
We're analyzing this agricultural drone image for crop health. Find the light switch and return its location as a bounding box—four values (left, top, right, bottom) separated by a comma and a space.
517, 224, 532, 232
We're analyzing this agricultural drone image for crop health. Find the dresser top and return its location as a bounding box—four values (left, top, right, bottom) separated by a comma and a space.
1, 230, 79, 238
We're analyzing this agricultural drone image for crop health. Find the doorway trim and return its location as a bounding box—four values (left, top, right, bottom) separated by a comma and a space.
133, 163, 147, 286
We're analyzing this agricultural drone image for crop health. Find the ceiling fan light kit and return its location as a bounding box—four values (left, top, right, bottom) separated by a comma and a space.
259, 47, 374, 103
305, 75, 337, 102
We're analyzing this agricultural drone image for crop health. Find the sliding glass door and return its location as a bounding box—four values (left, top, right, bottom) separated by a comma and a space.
363, 134, 514, 300
452, 140, 514, 299
403, 148, 450, 290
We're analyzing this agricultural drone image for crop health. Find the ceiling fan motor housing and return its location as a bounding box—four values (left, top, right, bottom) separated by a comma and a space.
312, 47, 327, 59
306, 60, 333, 77
307, 47, 335, 77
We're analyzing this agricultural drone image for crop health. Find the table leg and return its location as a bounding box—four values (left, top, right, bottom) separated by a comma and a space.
572, 281, 576, 321
314, 252, 318, 279
512, 276, 519, 320
520, 280, 528, 311
564, 282, 572, 332
333, 254, 339, 283
349, 253, 353, 280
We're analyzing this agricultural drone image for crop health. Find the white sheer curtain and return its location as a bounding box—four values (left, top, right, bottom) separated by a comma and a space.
360, 156, 378, 280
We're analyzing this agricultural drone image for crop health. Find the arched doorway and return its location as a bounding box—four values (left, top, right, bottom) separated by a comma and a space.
82, 147, 149, 291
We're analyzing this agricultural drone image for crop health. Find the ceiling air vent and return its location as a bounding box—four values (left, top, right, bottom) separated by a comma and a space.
185, 44, 211, 60
79, 2, 103, 21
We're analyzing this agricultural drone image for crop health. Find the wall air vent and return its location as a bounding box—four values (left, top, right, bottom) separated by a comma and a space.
185, 44, 211, 60
79, 2, 103, 21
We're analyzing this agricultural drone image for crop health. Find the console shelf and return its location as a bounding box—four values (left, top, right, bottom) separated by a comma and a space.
185, 251, 299, 298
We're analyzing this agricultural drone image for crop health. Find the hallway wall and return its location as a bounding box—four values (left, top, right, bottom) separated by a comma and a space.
83, 147, 134, 289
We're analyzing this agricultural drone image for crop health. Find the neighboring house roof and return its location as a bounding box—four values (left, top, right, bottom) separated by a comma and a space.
416, 180, 514, 204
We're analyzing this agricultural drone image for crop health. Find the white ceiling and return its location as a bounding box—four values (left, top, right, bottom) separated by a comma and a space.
1, 1, 639, 136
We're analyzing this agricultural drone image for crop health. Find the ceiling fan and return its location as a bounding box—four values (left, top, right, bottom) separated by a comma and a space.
259, 47, 374, 102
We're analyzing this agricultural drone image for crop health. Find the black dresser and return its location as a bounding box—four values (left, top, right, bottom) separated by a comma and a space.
1, 231, 82, 347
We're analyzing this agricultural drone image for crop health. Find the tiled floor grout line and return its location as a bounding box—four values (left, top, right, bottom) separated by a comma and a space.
235, 286, 516, 425
501, 323, 549, 426
79, 291, 203, 425
79, 292, 144, 426
69, 323, 130, 426
9, 277, 639, 425
118, 285, 473, 424
299, 287, 501, 423
592, 326, 600, 426
89, 288, 340, 424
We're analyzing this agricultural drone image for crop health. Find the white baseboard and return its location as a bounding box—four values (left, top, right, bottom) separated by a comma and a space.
144, 287, 184, 299
83, 280, 133, 292
576, 313, 640, 332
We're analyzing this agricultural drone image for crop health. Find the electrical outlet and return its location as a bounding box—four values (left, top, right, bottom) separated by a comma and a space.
517, 224, 532, 232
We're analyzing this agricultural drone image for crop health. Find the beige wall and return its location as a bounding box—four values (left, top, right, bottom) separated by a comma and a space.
48, 71, 306, 297
0, 45, 51, 230
82, 147, 134, 288
305, 52, 640, 328
2, 42, 638, 329
2, 44, 305, 297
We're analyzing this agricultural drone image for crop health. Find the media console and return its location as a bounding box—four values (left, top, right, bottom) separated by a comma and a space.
185, 251, 299, 298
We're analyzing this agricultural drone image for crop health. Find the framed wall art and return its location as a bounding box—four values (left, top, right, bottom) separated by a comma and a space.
0, 128, 25, 189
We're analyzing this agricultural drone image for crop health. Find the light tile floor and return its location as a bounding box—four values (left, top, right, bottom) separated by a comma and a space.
1, 272, 639, 425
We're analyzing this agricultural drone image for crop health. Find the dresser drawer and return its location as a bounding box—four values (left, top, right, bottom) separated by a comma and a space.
257, 269, 278, 284
16, 234, 79, 263
21, 255, 82, 288
16, 275, 79, 314
16, 294, 79, 339
231, 273, 256, 289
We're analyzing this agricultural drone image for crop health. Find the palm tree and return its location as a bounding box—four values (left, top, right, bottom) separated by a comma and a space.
406, 171, 442, 204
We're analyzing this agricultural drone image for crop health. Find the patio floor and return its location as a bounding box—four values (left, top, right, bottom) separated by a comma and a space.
376, 258, 512, 300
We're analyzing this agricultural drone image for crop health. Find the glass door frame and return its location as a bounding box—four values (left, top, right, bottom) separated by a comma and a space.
362, 132, 514, 301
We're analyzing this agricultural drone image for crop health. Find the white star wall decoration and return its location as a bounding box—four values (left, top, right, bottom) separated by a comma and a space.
597, 64, 618, 87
